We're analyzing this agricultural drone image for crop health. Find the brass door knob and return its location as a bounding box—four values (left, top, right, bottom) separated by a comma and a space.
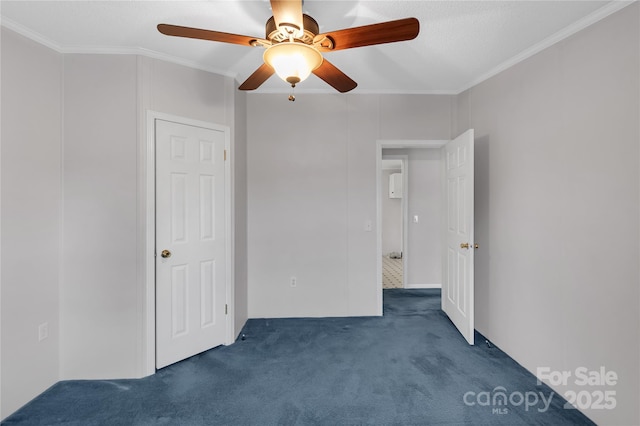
460, 243, 469, 249
161, 249, 172, 258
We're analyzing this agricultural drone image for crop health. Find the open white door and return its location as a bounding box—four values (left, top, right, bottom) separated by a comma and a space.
155, 119, 227, 369
442, 129, 475, 344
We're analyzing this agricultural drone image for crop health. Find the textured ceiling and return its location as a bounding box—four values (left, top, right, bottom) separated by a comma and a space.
0, 1, 631, 94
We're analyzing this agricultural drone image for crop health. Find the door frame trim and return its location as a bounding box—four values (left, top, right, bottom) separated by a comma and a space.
375, 140, 446, 315
142, 111, 233, 375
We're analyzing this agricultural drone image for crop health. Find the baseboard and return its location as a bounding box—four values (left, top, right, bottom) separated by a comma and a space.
405, 283, 442, 289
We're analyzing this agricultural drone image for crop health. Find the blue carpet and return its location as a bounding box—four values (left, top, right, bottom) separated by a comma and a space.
3, 289, 594, 425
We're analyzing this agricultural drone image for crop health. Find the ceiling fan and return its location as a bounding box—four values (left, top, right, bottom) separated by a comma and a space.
157, 0, 420, 94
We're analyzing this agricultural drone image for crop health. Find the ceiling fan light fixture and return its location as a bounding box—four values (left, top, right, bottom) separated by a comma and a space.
263, 42, 323, 87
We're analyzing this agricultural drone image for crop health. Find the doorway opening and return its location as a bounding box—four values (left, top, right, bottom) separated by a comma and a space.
376, 140, 446, 315
381, 156, 407, 289
375, 131, 476, 345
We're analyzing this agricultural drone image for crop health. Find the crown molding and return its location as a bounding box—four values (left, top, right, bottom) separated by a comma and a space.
0, 16, 237, 79
1, 16, 63, 52
455, 0, 637, 94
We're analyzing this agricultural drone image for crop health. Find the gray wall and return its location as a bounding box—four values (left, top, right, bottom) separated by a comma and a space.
1, 28, 62, 418
246, 94, 453, 318
61, 54, 139, 379
1, 27, 249, 417
61, 55, 241, 379
455, 4, 639, 425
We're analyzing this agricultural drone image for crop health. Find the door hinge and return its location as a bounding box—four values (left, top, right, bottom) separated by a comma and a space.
224, 150, 227, 161
225, 304, 228, 315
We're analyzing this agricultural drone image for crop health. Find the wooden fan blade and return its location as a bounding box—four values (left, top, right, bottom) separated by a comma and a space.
158, 24, 267, 47
238, 63, 275, 91
314, 17, 420, 52
270, 0, 304, 35
312, 59, 357, 93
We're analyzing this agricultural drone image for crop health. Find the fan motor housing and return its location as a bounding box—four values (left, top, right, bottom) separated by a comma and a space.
266, 14, 319, 44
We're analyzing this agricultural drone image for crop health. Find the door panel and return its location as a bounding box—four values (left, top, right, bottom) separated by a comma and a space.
156, 119, 226, 369
442, 129, 475, 344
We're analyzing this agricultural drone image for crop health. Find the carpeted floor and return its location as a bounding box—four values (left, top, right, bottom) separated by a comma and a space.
2, 289, 594, 425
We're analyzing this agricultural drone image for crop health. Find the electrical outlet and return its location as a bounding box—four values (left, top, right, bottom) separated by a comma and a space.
290, 276, 297, 287
38, 322, 49, 342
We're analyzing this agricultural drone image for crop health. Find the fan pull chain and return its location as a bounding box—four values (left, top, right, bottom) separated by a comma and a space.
287, 33, 296, 100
